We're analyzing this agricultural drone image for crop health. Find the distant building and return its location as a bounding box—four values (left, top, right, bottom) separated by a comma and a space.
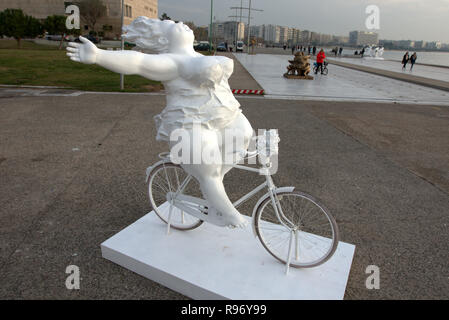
320, 34, 332, 45
300, 30, 311, 44
0, 0, 158, 39
263, 24, 280, 44
250, 25, 264, 40
349, 31, 379, 46
287, 28, 300, 46
279, 26, 289, 45
310, 32, 321, 44
413, 40, 426, 49
426, 41, 442, 49
211, 21, 244, 43
332, 35, 349, 45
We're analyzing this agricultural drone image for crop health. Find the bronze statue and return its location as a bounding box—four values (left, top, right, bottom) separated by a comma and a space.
283, 51, 313, 79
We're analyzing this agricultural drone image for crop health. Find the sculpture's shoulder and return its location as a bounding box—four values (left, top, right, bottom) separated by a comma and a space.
211, 55, 234, 78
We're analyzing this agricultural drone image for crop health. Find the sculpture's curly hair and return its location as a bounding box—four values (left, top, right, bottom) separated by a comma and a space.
122, 17, 174, 53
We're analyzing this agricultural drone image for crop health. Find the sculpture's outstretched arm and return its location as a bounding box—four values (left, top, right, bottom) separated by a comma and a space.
66, 36, 178, 82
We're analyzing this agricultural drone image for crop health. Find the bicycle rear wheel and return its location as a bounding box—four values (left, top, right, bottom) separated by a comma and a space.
148, 162, 203, 230
254, 191, 339, 268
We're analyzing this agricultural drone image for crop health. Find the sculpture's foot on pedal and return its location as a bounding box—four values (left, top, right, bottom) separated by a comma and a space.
208, 208, 248, 229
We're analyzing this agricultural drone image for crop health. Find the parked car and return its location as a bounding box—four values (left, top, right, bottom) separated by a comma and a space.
45, 34, 63, 41
194, 42, 213, 51
216, 42, 227, 52
74, 34, 100, 44
236, 41, 244, 52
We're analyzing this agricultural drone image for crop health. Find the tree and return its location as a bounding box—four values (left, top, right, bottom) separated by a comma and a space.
159, 13, 171, 21
78, 0, 106, 33
184, 21, 208, 41
0, 9, 42, 48
43, 15, 67, 49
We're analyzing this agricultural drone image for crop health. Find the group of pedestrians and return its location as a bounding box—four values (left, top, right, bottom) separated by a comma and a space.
331, 47, 344, 56
291, 45, 319, 56
402, 51, 418, 70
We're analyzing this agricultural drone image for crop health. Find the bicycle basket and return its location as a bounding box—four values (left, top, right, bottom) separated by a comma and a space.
257, 129, 280, 164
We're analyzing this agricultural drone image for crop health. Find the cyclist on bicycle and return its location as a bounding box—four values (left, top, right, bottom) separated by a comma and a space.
315, 49, 326, 74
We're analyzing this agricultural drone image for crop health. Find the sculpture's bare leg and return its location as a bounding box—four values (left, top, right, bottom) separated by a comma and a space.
171, 114, 253, 228
181, 163, 247, 228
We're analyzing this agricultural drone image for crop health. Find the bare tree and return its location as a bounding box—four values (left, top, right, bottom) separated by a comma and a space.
78, 0, 107, 33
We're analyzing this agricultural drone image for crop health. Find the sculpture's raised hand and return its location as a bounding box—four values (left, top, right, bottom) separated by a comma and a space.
66, 36, 98, 64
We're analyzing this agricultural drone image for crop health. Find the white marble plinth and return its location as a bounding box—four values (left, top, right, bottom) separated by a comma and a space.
101, 211, 355, 300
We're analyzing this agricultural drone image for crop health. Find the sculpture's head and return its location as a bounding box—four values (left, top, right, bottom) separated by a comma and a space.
162, 20, 195, 50
122, 17, 194, 54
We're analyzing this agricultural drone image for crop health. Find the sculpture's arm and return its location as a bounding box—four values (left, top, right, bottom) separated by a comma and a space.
66, 36, 178, 81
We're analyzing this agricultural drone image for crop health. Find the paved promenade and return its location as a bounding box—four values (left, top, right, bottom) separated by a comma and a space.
327, 58, 449, 93
0, 88, 448, 299
233, 53, 449, 105
327, 57, 449, 83
216, 52, 264, 91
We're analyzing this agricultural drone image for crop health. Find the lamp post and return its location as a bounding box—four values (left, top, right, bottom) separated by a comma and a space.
209, 0, 213, 53
246, 0, 251, 54
120, 0, 125, 90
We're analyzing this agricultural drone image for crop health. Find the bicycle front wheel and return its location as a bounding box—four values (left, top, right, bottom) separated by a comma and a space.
254, 191, 339, 268
322, 67, 329, 75
148, 162, 203, 230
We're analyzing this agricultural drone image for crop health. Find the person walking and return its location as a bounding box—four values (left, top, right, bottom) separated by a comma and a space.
313, 46, 317, 55
409, 52, 417, 70
308, 46, 311, 55
402, 51, 409, 70
315, 48, 326, 74
339, 47, 343, 56
360, 47, 365, 58
291, 45, 295, 55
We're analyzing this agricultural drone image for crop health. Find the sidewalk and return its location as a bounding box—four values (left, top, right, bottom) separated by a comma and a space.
327, 58, 449, 92
327, 57, 449, 82
233, 53, 449, 105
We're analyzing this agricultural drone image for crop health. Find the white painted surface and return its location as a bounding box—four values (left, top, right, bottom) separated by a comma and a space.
101, 211, 355, 300
234, 53, 449, 105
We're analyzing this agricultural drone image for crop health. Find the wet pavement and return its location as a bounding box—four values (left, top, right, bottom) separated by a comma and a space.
327, 57, 449, 83
233, 53, 449, 105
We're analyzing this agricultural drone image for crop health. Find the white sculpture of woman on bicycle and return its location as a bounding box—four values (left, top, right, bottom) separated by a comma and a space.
67, 17, 253, 228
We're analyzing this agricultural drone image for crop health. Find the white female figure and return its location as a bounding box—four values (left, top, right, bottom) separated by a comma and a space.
67, 17, 253, 228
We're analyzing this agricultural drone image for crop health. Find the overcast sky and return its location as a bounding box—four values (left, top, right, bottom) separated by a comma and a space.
158, 0, 449, 42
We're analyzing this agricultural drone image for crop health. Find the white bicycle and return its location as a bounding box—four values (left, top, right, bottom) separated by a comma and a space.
146, 131, 339, 272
